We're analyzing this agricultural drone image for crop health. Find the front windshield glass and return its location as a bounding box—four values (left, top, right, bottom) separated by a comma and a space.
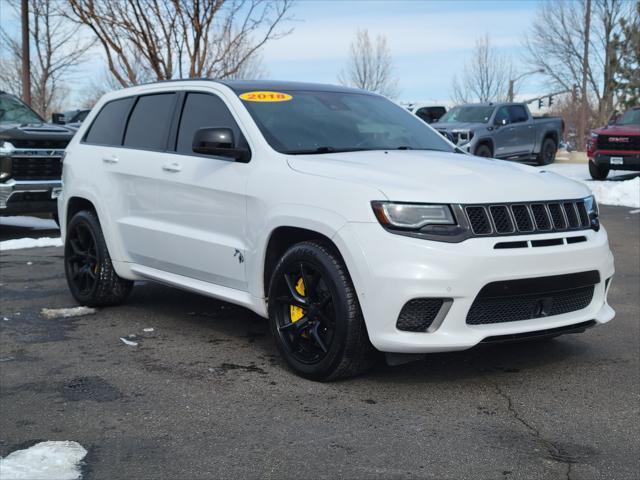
439, 106, 494, 124
616, 109, 640, 126
239, 90, 453, 154
0, 94, 44, 124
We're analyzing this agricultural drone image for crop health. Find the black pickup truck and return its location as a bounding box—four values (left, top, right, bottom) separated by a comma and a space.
0, 91, 75, 222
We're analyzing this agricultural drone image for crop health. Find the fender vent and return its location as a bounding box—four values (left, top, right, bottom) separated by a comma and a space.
397, 298, 447, 332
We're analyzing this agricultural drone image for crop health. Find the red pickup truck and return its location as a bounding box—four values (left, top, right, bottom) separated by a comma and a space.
588, 107, 640, 180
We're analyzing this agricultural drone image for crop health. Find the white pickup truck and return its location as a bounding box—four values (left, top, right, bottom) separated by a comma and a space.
59, 80, 614, 380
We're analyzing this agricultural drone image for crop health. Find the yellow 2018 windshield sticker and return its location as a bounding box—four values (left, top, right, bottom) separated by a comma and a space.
239, 91, 292, 102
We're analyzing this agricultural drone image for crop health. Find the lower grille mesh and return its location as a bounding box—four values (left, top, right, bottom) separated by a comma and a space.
397, 298, 445, 332
466, 285, 595, 325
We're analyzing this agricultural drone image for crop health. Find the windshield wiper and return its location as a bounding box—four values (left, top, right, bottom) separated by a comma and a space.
285, 146, 372, 155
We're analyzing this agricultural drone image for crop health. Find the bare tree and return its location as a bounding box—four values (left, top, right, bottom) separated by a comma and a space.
65, 0, 293, 87
338, 29, 399, 98
451, 34, 512, 104
0, 0, 95, 117
614, 0, 639, 109
523, 0, 631, 126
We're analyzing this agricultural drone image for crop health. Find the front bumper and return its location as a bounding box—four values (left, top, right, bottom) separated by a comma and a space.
592, 151, 640, 171
336, 222, 615, 353
0, 179, 61, 215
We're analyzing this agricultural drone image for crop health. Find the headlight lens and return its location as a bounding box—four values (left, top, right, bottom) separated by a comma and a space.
372, 202, 455, 229
0, 141, 15, 157
584, 195, 598, 215
452, 130, 474, 145
584, 195, 600, 230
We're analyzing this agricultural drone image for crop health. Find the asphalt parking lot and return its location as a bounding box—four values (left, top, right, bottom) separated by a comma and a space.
1, 205, 638, 480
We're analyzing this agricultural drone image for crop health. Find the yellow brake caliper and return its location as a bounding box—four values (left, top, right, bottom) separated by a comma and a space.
289, 277, 306, 323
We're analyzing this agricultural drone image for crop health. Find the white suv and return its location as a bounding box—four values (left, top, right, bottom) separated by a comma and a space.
59, 80, 615, 380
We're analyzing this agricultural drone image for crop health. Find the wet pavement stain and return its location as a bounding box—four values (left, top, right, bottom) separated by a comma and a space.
59, 376, 122, 402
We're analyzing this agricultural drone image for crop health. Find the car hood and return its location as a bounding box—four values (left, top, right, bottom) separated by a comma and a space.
1, 122, 75, 137
594, 124, 640, 136
430, 122, 484, 131
0, 122, 75, 145
287, 150, 590, 204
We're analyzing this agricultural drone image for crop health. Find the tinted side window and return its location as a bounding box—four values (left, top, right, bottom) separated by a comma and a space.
123, 93, 177, 151
84, 98, 134, 146
495, 107, 510, 125
416, 107, 446, 123
176, 93, 242, 155
508, 105, 529, 123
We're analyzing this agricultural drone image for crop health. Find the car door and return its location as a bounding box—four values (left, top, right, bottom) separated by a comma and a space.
507, 105, 535, 156
492, 106, 514, 157
101, 92, 183, 268
147, 90, 250, 291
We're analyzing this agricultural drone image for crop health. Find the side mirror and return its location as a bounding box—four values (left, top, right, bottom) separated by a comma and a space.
51, 113, 66, 124
494, 118, 508, 127
192, 127, 250, 162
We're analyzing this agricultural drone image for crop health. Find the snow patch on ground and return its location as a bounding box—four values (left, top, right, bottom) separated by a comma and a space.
41, 306, 96, 320
120, 337, 138, 347
541, 164, 640, 208
0, 216, 58, 229
0, 237, 62, 251
0, 441, 87, 480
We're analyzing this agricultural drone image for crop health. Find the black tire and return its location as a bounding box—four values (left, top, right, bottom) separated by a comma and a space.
64, 210, 133, 307
537, 137, 557, 166
475, 144, 492, 158
267, 240, 377, 381
589, 160, 609, 180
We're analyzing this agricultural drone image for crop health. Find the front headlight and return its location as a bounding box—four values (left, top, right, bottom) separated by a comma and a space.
0, 141, 15, 157
372, 202, 455, 229
452, 130, 474, 145
584, 195, 600, 231
371, 201, 468, 242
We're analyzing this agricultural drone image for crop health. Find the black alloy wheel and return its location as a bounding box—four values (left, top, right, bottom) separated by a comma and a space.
66, 221, 98, 297
475, 144, 492, 158
538, 138, 557, 165
64, 210, 133, 306
267, 240, 376, 380
272, 261, 336, 365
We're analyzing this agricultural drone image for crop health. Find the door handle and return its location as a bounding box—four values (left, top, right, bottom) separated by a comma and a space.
162, 162, 182, 173
102, 156, 119, 164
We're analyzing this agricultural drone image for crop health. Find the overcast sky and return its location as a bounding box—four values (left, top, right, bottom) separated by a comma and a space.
263, 0, 545, 104
1, 0, 548, 108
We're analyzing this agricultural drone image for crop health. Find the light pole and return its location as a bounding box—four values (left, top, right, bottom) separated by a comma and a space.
508, 69, 545, 102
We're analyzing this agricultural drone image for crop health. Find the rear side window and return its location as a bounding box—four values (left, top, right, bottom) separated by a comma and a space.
416, 107, 446, 123
176, 93, 242, 155
84, 98, 134, 146
123, 93, 177, 151
508, 105, 529, 123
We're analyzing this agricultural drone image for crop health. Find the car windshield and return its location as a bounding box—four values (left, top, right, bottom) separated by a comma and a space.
239, 90, 454, 154
439, 106, 494, 124
615, 109, 640, 126
0, 94, 44, 124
